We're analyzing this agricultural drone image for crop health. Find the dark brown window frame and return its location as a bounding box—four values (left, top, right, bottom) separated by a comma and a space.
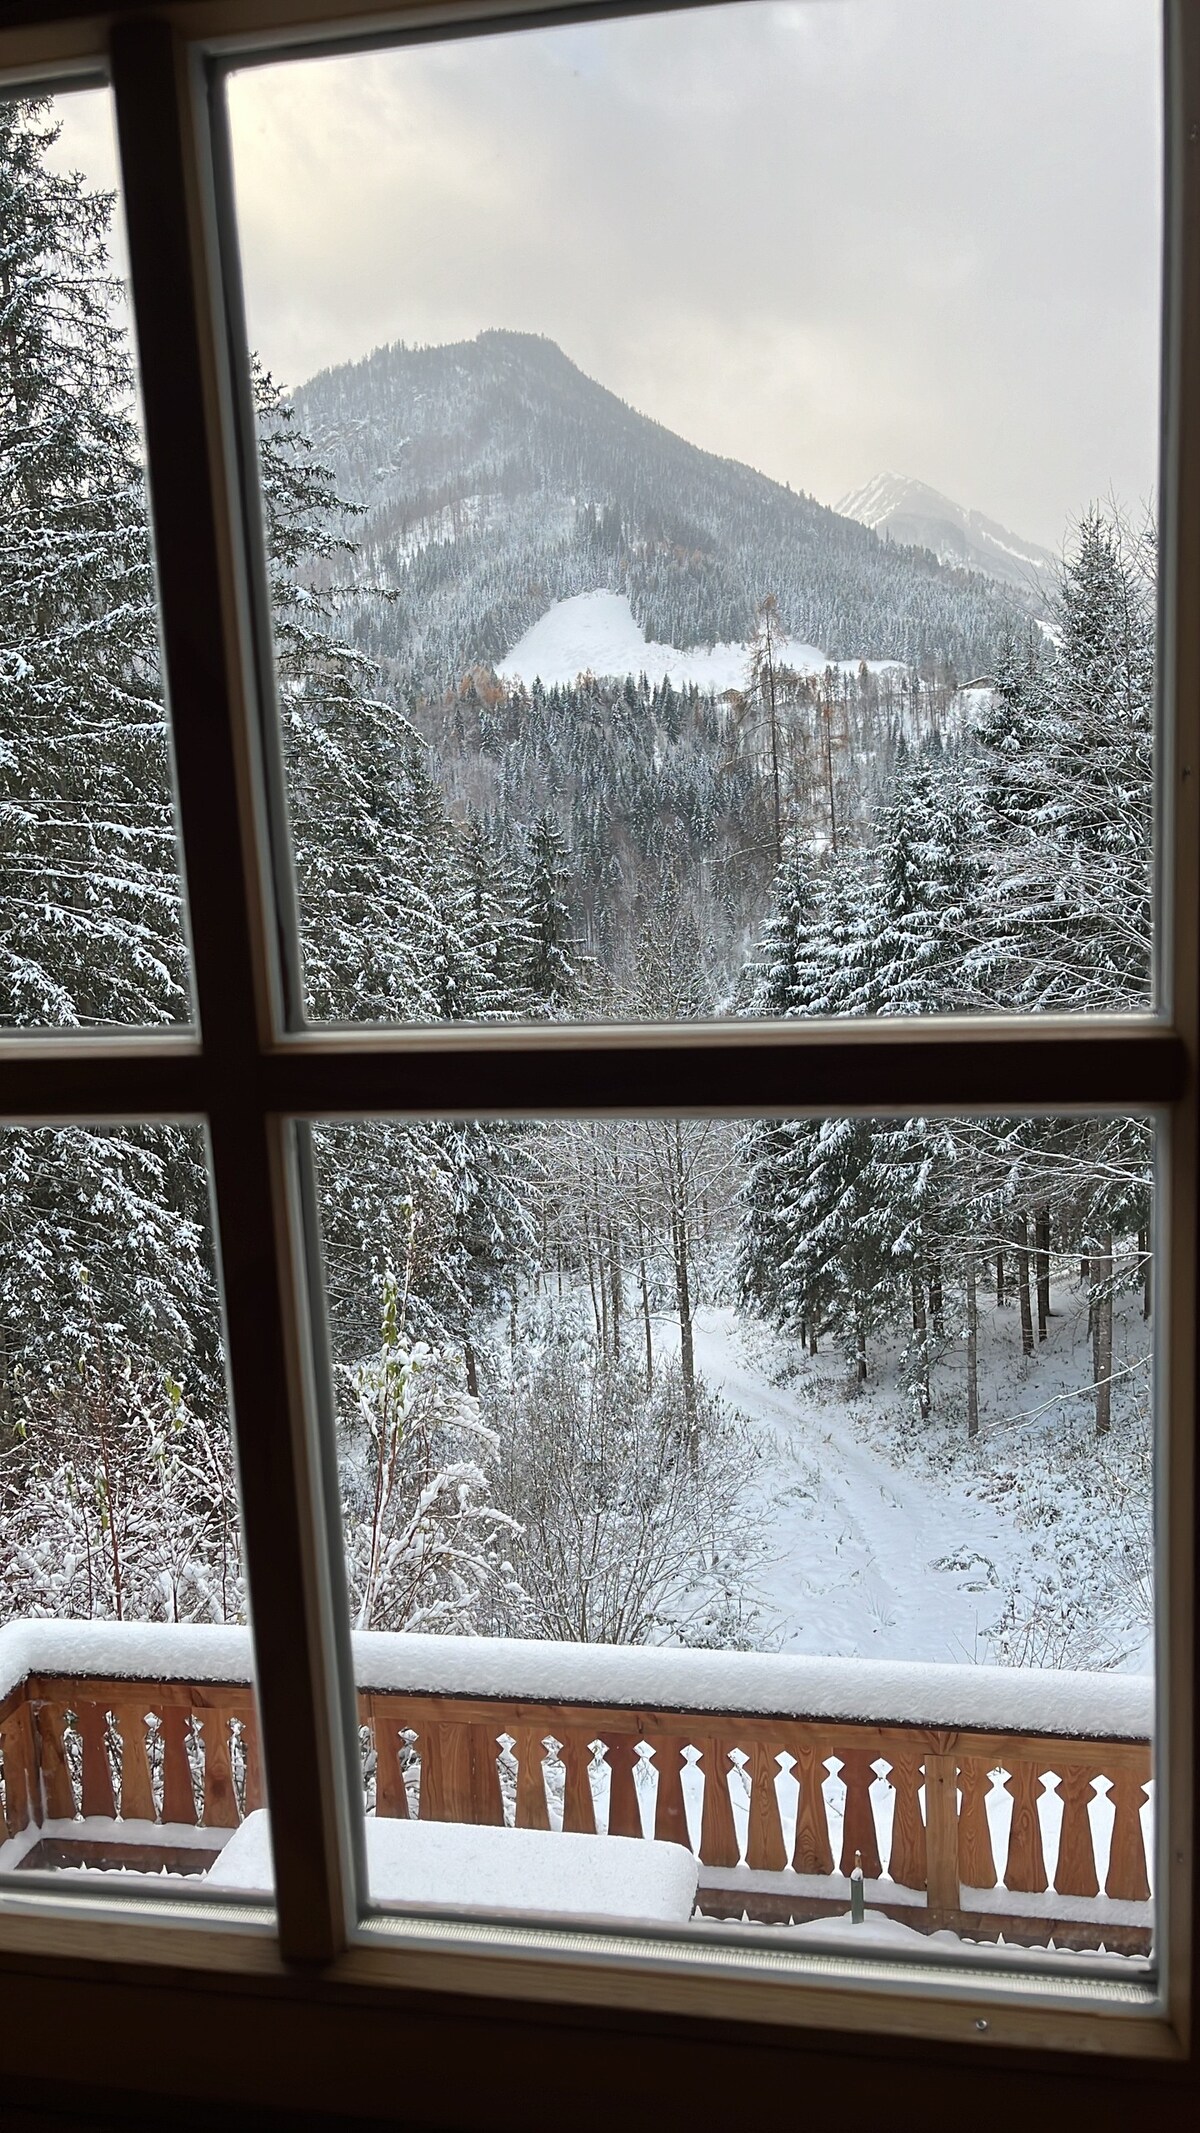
0, 0, 1196, 2117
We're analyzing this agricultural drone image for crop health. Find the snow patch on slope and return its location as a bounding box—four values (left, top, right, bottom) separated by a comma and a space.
496, 591, 897, 692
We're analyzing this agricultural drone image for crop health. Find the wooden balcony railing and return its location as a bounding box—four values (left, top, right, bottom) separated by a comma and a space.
0, 1625, 1154, 1952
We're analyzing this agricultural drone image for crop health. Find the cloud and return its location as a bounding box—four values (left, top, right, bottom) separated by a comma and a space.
50, 0, 1165, 549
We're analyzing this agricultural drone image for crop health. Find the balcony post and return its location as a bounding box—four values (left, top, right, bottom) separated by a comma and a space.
924, 1744, 961, 1925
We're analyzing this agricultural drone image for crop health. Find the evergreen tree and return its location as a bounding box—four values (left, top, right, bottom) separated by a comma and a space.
974, 509, 1154, 1014
0, 100, 186, 1033
0, 103, 218, 1418
519, 811, 580, 1012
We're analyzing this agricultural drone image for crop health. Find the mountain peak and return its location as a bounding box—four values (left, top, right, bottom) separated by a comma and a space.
290, 335, 1026, 695
837, 473, 1056, 602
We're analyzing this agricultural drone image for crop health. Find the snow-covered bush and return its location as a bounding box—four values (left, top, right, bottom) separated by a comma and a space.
488, 1314, 757, 1645
0, 1273, 241, 1623
338, 1269, 525, 1634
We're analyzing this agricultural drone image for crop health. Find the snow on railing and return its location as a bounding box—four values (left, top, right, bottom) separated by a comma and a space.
0, 1621, 1154, 1951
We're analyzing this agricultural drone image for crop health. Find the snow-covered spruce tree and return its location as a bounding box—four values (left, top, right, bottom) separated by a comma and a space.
738, 847, 831, 1349
0, 100, 187, 1033
973, 508, 1154, 1015
0, 105, 222, 1450
518, 809, 582, 1014
968, 511, 1155, 1428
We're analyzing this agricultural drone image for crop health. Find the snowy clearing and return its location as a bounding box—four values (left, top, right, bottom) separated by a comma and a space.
496, 589, 900, 692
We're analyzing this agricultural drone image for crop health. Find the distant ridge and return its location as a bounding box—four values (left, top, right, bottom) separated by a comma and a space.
291, 330, 1028, 695
837, 473, 1056, 607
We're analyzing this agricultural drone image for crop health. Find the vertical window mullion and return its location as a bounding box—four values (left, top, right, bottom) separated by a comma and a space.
1160, 0, 1200, 2047
108, 15, 357, 1963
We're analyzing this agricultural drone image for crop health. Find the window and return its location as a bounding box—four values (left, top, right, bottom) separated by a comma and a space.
0, 0, 1195, 2118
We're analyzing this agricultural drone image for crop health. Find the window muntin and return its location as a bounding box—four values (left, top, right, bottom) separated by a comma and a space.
0, 87, 195, 1034
223, 0, 1162, 1030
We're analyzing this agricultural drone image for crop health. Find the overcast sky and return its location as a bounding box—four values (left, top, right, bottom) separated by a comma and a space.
57, 0, 1162, 548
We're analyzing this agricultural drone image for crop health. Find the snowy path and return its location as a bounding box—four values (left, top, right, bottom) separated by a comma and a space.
659, 1306, 1014, 1664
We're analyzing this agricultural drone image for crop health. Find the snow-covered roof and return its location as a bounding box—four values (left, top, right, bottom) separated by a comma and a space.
0, 1620, 1152, 1741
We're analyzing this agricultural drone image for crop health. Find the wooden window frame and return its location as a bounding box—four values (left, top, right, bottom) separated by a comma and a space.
0, 0, 1196, 2119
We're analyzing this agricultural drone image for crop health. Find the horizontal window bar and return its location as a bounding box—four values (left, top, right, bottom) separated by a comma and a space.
0, 1020, 1185, 1120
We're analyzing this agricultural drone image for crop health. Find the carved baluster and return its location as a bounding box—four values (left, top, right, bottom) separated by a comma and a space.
114, 1703, 155, 1823
1002, 1759, 1048, 1893
75, 1701, 116, 1819
35, 1705, 76, 1821
746, 1741, 787, 1871
469, 1724, 504, 1826
791, 1742, 834, 1876
200, 1706, 238, 1827
1053, 1763, 1100, 1899
698, 1735, 740, 1867
837, 1748, 882, 1877
242, 1709, 264, 1816
604, 1732, 643, 1839
884, 1748, 927, 1892
649, 1734, 689, 1848
956, 1756, 997, 1891
160, 1706, 197, 1825
1105, 1767, 1151, 1901
513, 1725, 551, 1830
373, 1705, 406, 1818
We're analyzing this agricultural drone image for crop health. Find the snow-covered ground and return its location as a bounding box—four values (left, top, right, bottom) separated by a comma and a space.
496, 589, 900, 693
656, 1292, 1153, 1675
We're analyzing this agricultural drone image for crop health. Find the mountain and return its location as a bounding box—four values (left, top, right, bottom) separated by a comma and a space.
836, 473, 1056, 609
290, 331, 1023, 698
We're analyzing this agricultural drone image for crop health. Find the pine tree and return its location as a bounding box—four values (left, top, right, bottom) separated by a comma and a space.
0, 103, 219, 1424
519, 811, 580, 1012
974, 509, 1154, 1014
0, 100, 187, 1033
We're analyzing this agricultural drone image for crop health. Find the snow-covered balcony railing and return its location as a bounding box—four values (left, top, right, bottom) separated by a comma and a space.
0, 1623, 1153, 1952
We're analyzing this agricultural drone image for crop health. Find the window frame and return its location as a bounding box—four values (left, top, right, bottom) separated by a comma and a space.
0, 0, 1195, 2109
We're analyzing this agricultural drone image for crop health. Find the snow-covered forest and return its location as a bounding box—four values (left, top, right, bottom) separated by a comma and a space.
0, 100, 1155, 1683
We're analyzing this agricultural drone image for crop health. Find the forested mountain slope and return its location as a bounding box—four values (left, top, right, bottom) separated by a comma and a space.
289, 330, 1020, 694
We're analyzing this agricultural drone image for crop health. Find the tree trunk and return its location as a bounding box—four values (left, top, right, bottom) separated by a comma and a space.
966, 1243, 979, 1441
1139, 1223, 1152, 1321
1035, 1204, 1050, 1340
929, 1259, 944, 1340
855, 1305, 867, 1385
995, 1250, 1005, 1308
1015, 1213, 1034, 1358
1094, 1232, 1113, 1436
910, 1260, 930, 1419
670, 1126, 697, 1448
463, 1340, 479, 1401
583, 1215, 602, 1346
634, 1177, 653, 1391
609, 1217, 622, 1361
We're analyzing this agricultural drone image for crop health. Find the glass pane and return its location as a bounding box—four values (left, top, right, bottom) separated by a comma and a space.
225, 0, 1161, 1026
0, 88, 193, 1031
0, 1126, 268, 1900
250, 1108, 1155, 1976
